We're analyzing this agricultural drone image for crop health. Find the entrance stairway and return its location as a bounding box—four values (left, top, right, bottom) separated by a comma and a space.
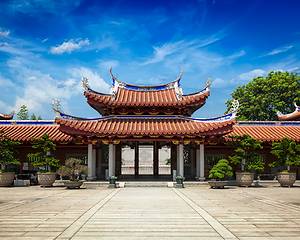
123, 181, 170, 187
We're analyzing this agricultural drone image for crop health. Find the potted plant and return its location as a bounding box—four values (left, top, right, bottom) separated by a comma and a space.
27, 133, 60, 187
57, 158, 89, 189
269, 137, 300, 187
208, 159, 233, 189
0, 130, 21, 186
228, 134, 264, 187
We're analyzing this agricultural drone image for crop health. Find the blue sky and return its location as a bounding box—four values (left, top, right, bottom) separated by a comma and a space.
0, 0, 299, 119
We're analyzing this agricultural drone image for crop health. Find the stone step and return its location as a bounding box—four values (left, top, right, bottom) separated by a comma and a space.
124, 182, 170, 188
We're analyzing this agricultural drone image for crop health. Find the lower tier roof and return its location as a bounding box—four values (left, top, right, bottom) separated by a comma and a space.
55, 116, 235, 137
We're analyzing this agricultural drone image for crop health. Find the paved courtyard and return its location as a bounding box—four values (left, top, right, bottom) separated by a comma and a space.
1, 184, 300, 239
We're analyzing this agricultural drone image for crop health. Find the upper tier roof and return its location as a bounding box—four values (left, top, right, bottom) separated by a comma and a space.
277, 103, 300, 121
83, 68, 211, 116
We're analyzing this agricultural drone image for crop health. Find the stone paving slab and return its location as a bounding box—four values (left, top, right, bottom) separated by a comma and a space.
0, 185, 300, 239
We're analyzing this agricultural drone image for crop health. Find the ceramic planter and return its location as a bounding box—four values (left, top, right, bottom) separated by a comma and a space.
236, 172, 254, 187
0, 172, 15, 187
64, 181, 83, 189
208, 180, 228, 189
277, 172, 296, 187
37, 172, 56, 187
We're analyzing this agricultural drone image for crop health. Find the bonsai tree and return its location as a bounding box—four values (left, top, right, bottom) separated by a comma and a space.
269, 137, 300, 171
57, 158, 89, 181
209, 159, 233, 181
228, 134, 265, 171
27, 133, 60, 172
0, 130, 21, 171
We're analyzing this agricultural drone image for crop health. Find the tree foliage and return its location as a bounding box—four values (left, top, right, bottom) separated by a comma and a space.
0, 130, 21, 168
269, 137, 300, 169
17, 105, 29, 120
209, 159, 233, 180
27, 133, 60, 170
225, 71, 300, 121
228, 134, 264, 171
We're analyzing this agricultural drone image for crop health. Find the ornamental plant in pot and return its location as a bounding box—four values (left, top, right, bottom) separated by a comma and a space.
269, 137, 300, 187
57, 158, 89, 189
0, 130, 21, 186
27, 133, 60, 187
228, 134, 264, 187
208, 159, 233, 189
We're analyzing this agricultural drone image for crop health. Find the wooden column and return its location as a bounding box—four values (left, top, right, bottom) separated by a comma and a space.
134, 141, 139, 176
153, 141, 159, 176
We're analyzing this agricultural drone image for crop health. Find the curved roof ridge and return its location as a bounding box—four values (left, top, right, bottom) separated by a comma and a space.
110, 67, 183, 89
277, 103, 300, 121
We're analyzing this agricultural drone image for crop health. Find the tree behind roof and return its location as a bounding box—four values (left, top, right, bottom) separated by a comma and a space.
225, 71, 300, 121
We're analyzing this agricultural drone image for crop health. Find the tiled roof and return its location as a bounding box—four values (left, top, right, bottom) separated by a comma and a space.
55, 116, 235, 137
0, 113, 13, 120
85, 88, 209, 108
228, 121, 300, 142
0, 121, 73, 142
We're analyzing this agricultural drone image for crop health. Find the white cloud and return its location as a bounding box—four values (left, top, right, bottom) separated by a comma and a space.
258, 45, 293, 58
211, 78, 226, 89
0, 29, 10, 38
27, 76, 37, 81
0, 73, 15, 87
49, 39, 90, 54
69, 67, 110, 93
235, 69, 267, 82
98, 60, 119, 70
42, 38, 48, 43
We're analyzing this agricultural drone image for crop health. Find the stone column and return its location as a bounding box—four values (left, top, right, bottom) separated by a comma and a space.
92, 145, 96, 179
108, 144, 114, 177
177, 144, 184, 177
87, 144, 93, 180
196, 147, 200, 180
199, 144, 205, 181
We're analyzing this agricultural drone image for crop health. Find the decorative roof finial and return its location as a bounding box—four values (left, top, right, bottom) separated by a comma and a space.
204, 77, 212, 89
51, 99, 65, 118
228, 99, 239, 114
82, 76, 90, 92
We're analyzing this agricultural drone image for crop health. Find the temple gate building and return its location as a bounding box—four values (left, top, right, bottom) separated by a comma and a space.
1, 69, 300, 180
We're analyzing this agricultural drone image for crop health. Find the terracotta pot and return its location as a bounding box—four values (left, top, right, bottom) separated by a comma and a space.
277, 172, 296, 187
208, 180, 228, 189
64, 181, 83, 189
0, 172, 15, 187
236, 172, 254, 187
37, 172, 56, 187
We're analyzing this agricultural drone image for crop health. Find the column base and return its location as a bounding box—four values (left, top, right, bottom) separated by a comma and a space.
87, 176, 97, 181
198, 177, 206, 181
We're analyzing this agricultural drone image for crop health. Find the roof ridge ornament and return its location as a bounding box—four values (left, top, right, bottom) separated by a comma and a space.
51, 99, 66, 119
82, 76, 90, 92
204, 77, 212, 89
277, 102, 300, 119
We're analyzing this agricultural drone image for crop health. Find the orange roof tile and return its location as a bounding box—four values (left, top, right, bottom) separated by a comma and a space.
228, 122, 300, 142
0, 122, 74, 142
85, 88, 209, 108
55, 117, 235, 137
